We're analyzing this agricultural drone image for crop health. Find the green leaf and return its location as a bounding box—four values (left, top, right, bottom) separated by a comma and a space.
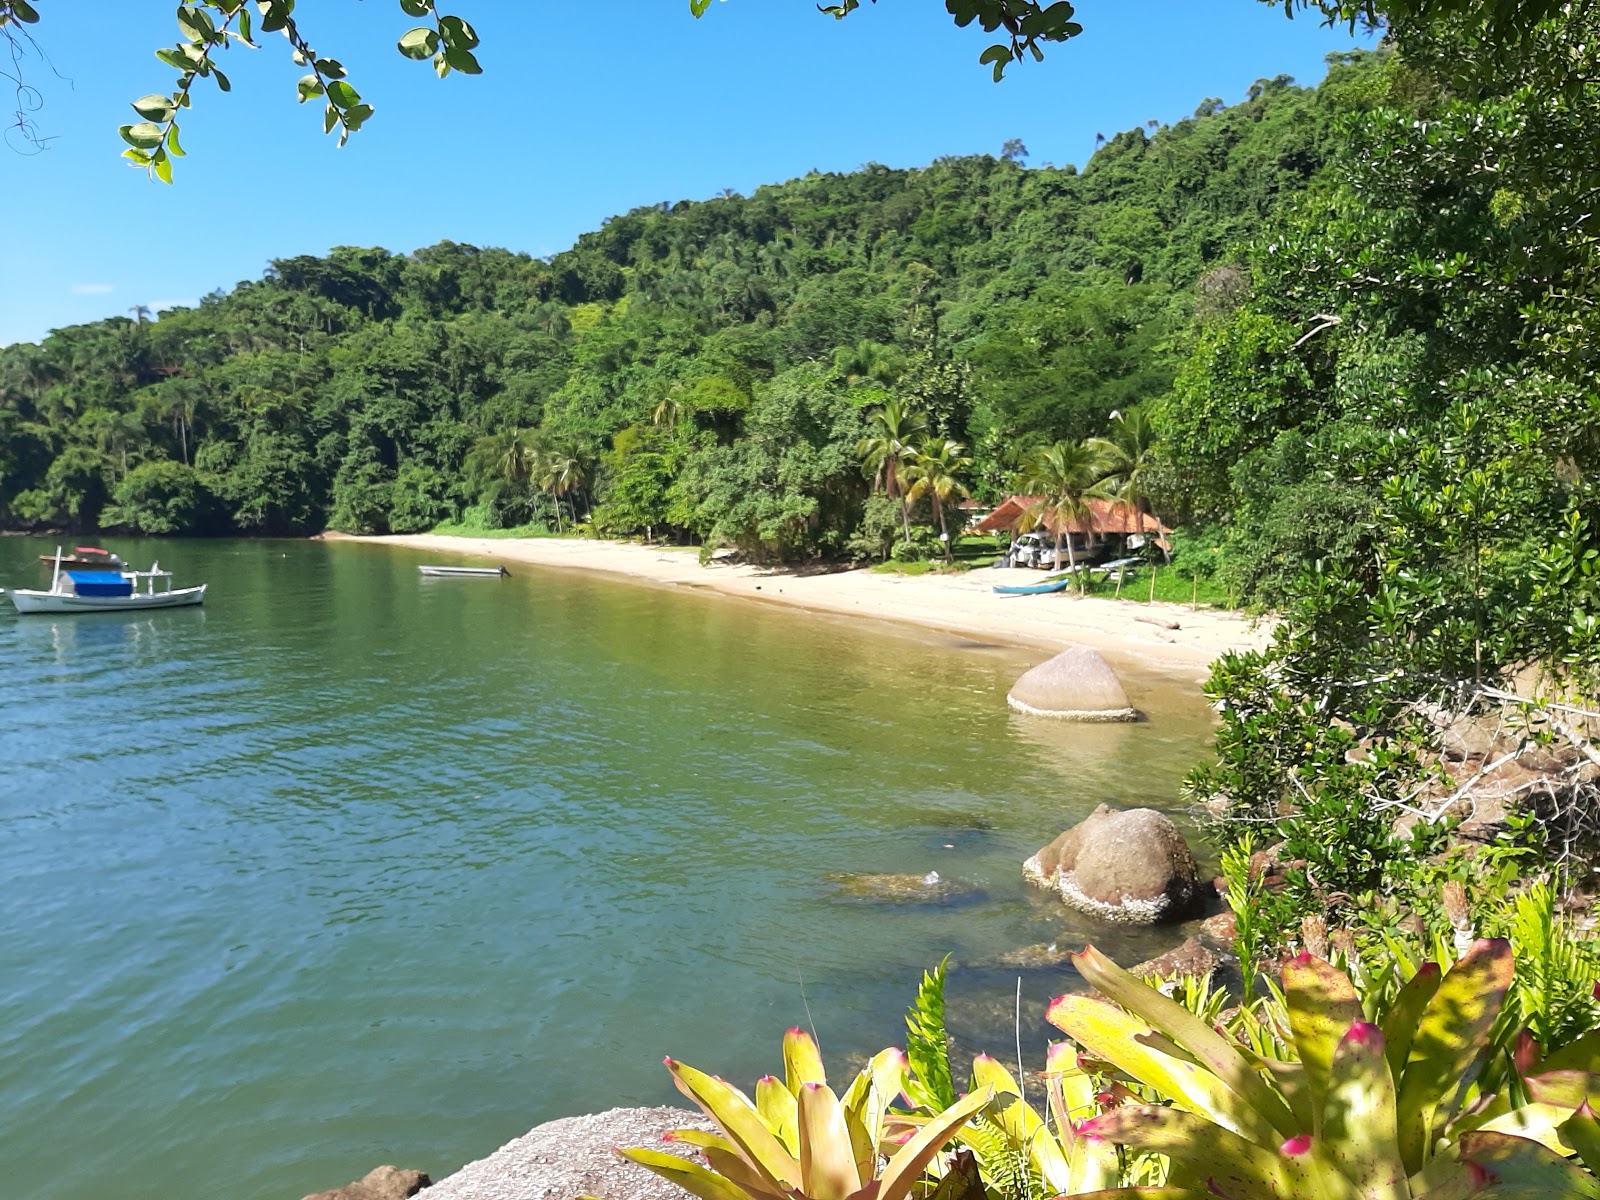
443, 45, 482, 74
297, 74, 324, 103
10, 0, 39, 22
1069, 946, 1301, 1138
1284, 953, 1365, 1126
1458, 1130, 1600, 1198
131, 94, 175, 121
1396, 939, 1514, 1172
782, 1027, 827, 1095
166, 123, 186, 157
315, 58, 346, 80
666, 1057, 801, 1193
1322, 1022, 1406, 1199
796, 1083, 860, 1200
616, 1148, 759, 1200
323, 103, 340, 135
326, 80, 361, 109
1560, 1104, 1600, 1176
1080, 1106, 1314, 1198
152, 148, 174, 184
397, 26, 438, 59
121, 147, 154, 166
398, 0, 434, 15
904, 956, 956, 1110
438, 14, 480, 48
119, 122, 165, 149
1380, 961, 1442, 1079
343, 104, 374, 131
213, 68, 231, 93
691, 0, 714, 16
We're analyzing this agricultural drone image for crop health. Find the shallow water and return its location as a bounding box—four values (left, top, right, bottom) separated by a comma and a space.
0, 537, 1218, 1200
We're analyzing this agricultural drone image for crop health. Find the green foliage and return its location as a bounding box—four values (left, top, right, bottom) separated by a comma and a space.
101, 459, 206, 534
2, 62, 1386, 554
620, 1027, 993, 1200
904, 957, 957, 1112
1051, 940, 1600, 1197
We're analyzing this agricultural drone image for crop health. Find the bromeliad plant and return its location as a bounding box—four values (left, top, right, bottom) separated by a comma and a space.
619, 1027, 994, 1200
1051, 939, 1600, 1198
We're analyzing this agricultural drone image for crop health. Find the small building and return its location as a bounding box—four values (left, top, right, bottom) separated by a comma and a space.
974, 496, 1172, 561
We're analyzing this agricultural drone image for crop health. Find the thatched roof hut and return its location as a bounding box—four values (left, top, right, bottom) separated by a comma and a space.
975, 496, 1172, 548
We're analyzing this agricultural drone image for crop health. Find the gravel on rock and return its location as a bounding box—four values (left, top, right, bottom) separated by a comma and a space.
419, 1106, 711, 1200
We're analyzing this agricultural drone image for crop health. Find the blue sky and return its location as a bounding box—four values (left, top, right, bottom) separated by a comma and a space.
2, 2, 1368, 347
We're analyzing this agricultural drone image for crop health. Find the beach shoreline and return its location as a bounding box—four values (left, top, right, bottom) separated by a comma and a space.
320, 532, 1270, 680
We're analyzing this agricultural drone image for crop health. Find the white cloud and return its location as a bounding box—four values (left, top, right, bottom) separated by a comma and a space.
70, 283, 114, 295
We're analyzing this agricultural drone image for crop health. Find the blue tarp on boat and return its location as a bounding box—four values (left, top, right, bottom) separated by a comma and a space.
66, 570, 133, 597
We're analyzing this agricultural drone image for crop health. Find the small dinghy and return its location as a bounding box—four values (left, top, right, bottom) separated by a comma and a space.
417, 565, 509, 578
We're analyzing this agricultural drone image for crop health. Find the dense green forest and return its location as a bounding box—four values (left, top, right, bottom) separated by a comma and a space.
0, 52, 1374, 571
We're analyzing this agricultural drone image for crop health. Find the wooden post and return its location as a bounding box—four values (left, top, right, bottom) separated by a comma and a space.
1148, 564, 1157, 603
1114, 567, 1125, 599
1192, 571, 1199, 610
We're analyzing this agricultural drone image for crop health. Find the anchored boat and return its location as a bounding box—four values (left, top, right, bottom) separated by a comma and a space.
8, 547, 207, 614
417, 565, 509, 578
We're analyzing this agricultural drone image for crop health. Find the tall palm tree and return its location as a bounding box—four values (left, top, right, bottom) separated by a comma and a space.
538, 441, 590, 533
1087, 407, 1166, 561
1017, 439, 1102, 591
858, 399, 928, 549
904, 437, 972, 563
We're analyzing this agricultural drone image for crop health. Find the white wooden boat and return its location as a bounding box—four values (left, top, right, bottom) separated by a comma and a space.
417, 565, 509, 578
9, 548, 206, 614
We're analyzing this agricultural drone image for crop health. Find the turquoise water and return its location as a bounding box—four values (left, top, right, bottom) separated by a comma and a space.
0, 537, 1218, 1199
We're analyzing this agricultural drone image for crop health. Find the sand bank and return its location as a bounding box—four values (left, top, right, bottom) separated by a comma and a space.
321, 532, 1270, 680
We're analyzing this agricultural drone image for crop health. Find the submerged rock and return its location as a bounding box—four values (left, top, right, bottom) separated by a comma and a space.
1007, 646, 1139, 721
1024, 805, 1203, 925
826, 871, 973, 902
302, 1166, 431, 1200
1127, 937, 1221, 987
987, 941, 1079, 969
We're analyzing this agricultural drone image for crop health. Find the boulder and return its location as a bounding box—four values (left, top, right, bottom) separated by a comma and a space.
302, 1166, 430, 1200
420, 1106, 712, 1200
1007, 646, 1139, 721
1024, 805, 1202, 924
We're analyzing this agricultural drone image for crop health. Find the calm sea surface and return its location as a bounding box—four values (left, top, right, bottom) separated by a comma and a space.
0, 537, 1218, 1200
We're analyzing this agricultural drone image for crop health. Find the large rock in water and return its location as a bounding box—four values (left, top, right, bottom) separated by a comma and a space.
1007, 646, 1138, 721
1024, 804, 1202, 924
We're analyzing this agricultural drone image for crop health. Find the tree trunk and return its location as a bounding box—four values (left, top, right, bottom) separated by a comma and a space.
552, 493, 564, 534
1064, 530, 1080, 594
899, 496, 914, 550
935, 494, 952, 563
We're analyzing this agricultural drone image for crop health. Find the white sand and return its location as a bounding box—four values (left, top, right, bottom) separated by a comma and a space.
323, 533, 1269, 680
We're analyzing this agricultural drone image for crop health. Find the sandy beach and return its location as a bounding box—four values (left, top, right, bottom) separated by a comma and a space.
324, 533, 1269, 679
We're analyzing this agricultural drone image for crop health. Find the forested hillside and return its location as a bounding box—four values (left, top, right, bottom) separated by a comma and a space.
0, 52, 1376, 557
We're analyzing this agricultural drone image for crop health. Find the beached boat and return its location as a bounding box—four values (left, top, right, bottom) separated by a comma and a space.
8, 548, 206, 614
417, 564, 509, 578
992, 577, 1072, 596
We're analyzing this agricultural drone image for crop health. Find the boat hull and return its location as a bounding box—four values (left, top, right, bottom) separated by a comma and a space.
992, 578, 1071, 596
417, 566, 507, 577
9, 585, 207, 614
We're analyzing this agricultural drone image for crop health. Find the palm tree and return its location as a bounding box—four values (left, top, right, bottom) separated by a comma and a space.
904, 437, 972, 563
858, 399, 928, 549
537, 440, 590, 533
1087, 407, 1166, 561
1017, 439, 1102, 592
